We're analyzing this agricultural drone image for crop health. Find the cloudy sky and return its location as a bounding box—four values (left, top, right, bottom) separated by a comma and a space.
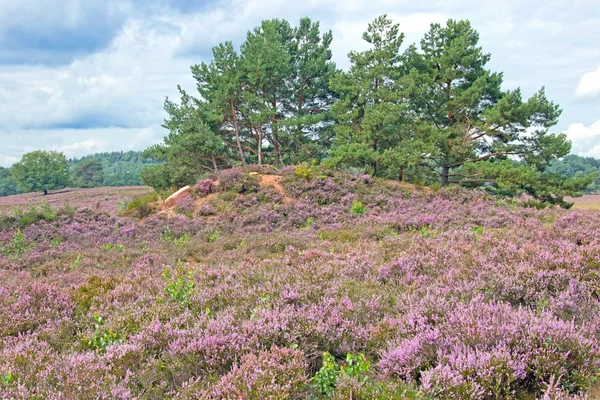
0, 0, 599, 167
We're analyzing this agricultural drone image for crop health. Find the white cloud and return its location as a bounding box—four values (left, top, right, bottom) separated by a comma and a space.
564, 119, 600, 158
60, 139, 105, 153
0, 16, 194, 131
0, 125, 164, 166
575, 65, 600, 98
2, 156, 19, 167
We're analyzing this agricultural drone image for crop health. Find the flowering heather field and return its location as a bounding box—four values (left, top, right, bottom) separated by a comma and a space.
1, 168, 600, 399
0, 186, 153, 215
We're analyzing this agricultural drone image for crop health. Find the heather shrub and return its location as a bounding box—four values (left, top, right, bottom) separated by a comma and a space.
2, 170, 600, 398
204, 346, 308, 399
175, 195, 195, 215
379, 297, 600, 398
197, 203, 217, 216
0, 282, 74, 337
194, 179, 215, 197
217, 168, 259, 193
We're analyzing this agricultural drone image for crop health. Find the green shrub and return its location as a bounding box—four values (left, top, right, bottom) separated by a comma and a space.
218, 169, 259, 193
312, 352, 371, 397
124, 192, 159, 217
163, 263, 195, 307
99, 243, 126, 252
301, 217, 315, 231
1, 229, 33, 258
160, 228, 191, 248
313, 352, 340, 397
294, 161, 318, 180
350, 200, 368, 215
0, 203, 72, 231
87, 312, 122, 352
207, 230, 220, 243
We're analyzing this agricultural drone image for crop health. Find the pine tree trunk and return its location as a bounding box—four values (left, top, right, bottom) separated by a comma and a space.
257, 125, 263, 166
271, 100, 280, 167
440, 166, 450, 187
212, 156, 219, 172
273, 136, 280, 167
230, 100, 246, 167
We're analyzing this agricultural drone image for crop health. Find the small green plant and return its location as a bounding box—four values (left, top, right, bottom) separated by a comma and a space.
470, 225, 484, 235
161, 228, 191, 248
207, 230, 220, 243
87, 312, 122, 352
1, 229, 33, 258
313, 352, 340, 397
301, 216, 315, 231
50, 237, 63, 248
340, 353, 371, 380
117, 198, 129, 213
1, 371, 14, 385
350, 200, 368, 216
72, 254, 83, 268
100, 243, 126, 252
312, 352, 372, 397
163, 263, 195, 307
470, 225, 484, 242
411, 224, 438, 238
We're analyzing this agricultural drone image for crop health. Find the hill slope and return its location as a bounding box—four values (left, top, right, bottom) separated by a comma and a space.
1, 168, 599, 398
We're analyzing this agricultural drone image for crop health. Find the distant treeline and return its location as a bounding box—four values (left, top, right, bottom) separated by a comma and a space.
548, 155, 600, 194
68, 151, 158, 187
0, 151, 157, 197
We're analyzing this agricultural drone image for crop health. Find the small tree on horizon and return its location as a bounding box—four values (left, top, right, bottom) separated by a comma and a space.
11, 150, 71, 195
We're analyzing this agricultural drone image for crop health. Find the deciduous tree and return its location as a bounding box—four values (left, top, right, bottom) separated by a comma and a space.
11, 151, 71, 195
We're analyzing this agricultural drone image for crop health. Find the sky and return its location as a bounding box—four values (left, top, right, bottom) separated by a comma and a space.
0, 0, 599, 167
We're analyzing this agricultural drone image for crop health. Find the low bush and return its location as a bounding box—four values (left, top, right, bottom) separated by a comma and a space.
123, 192, 159, 217
193, 179, 215, 197
217, 168, 259, 194
350, 200, 368, 215
204, 346, 308, 399
175, 196, 194, 215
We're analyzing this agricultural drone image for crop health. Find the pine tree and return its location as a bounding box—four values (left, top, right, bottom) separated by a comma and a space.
72, 159, 104, 188
330, 15, 431, 179
282, 17, 337, 164
192, 42, 247, 167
